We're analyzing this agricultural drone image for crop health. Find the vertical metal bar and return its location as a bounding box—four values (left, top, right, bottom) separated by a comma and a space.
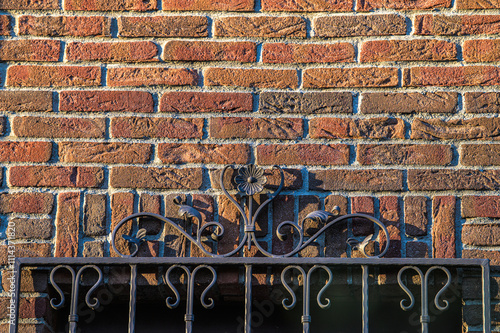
128, 264, 137, 333
245, 265, 252, 333
361, 265, 369, 333
9, 260, 21, 333
421, 277, 429, 333
482, 261, 491, 333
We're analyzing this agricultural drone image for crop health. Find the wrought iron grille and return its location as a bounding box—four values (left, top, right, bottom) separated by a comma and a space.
8, 164, 492, 333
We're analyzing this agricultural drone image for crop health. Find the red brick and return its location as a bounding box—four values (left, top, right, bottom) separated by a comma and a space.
457, 0, 500, 9
379, 196, 401, 258
404, 66, 500, 87
357, 144, 452, 166
164, 0, 253, 10
19, 15, 111, 37
432, 196, 456, 258
67, 41, 158, 63
160, 91, 252, 113
272, 195, 295, 255
303, 67, 398, 88
462, 223, 500, 246
263, 0, 351, 11
360, 40, 456, 62
351, 196, 375, 236
404, 196, 428, 237
256, 144, 349, 166
299, 195, 320, 238
1, 269, 49, 293
163, 40, 255, 62
310, 117, 405, 139
0, 40, 60, 62
0, 243, 52, 265
110, 167, 202, 189
107, 67, 197, 87
465, 92, 500, 113
259, 91, 352, 114
408, 169, 500, 190
209, 117, 302, 139
55, 192, 80, 257
314, 14, 406, 37
0, 0, 57, 9
462, 195, 500, 218
7, 65, 101, 87
111, 117, 203, 139
9, 166, 104, 188
0, 142, 52, 163
13, 116, 105, 138
139, 193, 162, 235
10, 218, 53, 240
263, 42, 354, 63
415, 15, 500, 35
60, 90, 153, 113
411, 117, 500, 140
309, 169, 403, 191
65, 0, 156, 11
0, 91, 52, 112
0, 117, 5, 136
0, 15, 11, 35
118, 16, 208, 37
158, 143, 250, 164
360, 92, 457, 114
205, 68, 298, 89
464, 39, 500, 62
462, 249, 500, 265
0, 192, 53, 214
83, 194, 106, 236
357, 0, 450, 10
59, 142, 152, 164
217, 195, 242, 255
324, 195, 348, 257
461, 144, 500, 166
214, 16, 306, 38
111, 192, 134, 257
406, 242, 429, 258
0, 297, 51, 320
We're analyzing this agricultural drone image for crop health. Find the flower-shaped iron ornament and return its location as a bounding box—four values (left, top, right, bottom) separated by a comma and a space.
235, 164, 267, 196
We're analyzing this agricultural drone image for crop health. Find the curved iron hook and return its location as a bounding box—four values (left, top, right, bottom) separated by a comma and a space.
397, 266, 423, 311
308, 265, 332, 309
165, 265, 191, 309
192, 265, 217, 309
281, 265, 305, 310
77, 265, 103, 309
425, 266, 452, 311
50, 265, 75, 309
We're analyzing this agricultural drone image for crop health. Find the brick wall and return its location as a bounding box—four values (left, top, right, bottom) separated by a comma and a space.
0, 0, 500, 331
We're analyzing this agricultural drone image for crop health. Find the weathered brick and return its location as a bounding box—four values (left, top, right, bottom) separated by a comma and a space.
309, 170, 403, 191
83, 241, 105, 257
0, 243, 52, 265
357, 144, 452, 166
404, 196, 428, 237
13, 116, 105, 138
259, 92, 352, 114
107, 67, 198, 87
310, 117, 405, 139
0, 323, 51, 333
465, 92, 500, 113
379, 196, 401, 258
59, 142, 152, 164
411, 117, 500, 140
464, 39, 500, 62
110, 167, 202, 189
406, 242, 429, 258
65, 0, 156, 11
55, 192, 80, 257
1, 269, 49, 293
462, 223, 500, 246
9, 218, 53, 240
0, 91, 52, 112
303, 67, 398, 88
67, 41, 158, 63
217, 195, 242, 255
457, 0, 500, 9
118, 16, 208, 37
463, 303, 500, 327
9, 166, 104, 188
0, 0, 57, 9
272, 195, 294, 255
111, 192, 134, 257
139, 193, 162, 235
0, 142, 52, 162
0, 117, 5, 136
263, 42, 354, 63
461, 144, 500, 166
403, 66, 500, 87
0, 192, 53, 214
205, 68, 298, 89
0, 15, 11, 35
351, 196, 375, 236
314, 15, 406, 37
415, 15, 500, 36
462, 249, 500, 265
360, 92, 457, 114
60, 90, 153, 113
111, 117, 203, 139
358, 0, 450, 10
462, 195, 500, 218
263, 0, 351, 11
360, 40, 456, 62
256, 144, 349, 166
83, 194, 106, 236
158, 143, 250, 164
160, 91, 252, 113
209, 117, 302, 139
324, 195, 348, 257
19, 16, 111, 37
408, 169, 500, 190
163, 40, 256, 62
164, 0, 253, 10
432, 196, 456, 258
7, 65, 101, 88
214, 16, 306, 38
0, 40, 60, 62
298, 195, 321, 238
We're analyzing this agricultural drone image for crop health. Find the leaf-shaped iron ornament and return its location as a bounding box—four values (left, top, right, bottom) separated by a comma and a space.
304, 210, 335, 224
347, 234, 373, 253
122, 228, 147, 246
173, 196, 202, 223
235, 164, 267, 196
